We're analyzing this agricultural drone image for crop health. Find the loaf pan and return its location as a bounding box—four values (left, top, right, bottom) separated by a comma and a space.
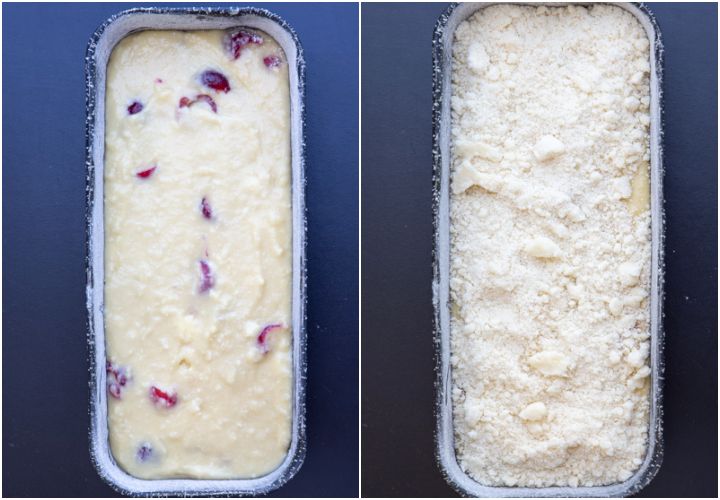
85, 7, 307, 496
431, 3, 664, 497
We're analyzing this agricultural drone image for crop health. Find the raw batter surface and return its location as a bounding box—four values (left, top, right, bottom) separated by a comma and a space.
104, 29, 292, 479
450, 4, 652, 487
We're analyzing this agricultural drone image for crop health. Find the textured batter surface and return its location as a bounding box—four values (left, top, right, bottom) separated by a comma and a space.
104, 29, 292, 479
450, 4, 652, 487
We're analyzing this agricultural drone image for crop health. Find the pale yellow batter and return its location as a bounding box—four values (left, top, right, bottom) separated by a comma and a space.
103, 29, 292, 479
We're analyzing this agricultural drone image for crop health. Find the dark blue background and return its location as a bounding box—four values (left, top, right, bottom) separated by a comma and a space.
361, 3, 718, 498
2, 3, 358, 497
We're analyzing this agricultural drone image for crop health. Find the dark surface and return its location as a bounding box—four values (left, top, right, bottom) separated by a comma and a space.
2, 2, 358, 497
361, 3, 718, 498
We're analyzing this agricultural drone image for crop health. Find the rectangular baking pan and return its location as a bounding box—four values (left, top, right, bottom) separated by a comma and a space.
431, 3, 664, 497
85, 7, 306, 496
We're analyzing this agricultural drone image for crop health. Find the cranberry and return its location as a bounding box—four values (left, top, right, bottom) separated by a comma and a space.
106, 360, 130, 398
200, 197, 213, 219
224, 30, 263, 59
263, 55, 282, 69
194, 94, 218, 113
257, 323, 283, 354
198, 260, 215, 293
150, 386, 178, 408
136, 443, 153, 462
127, 101, 144, 115
115, 368, 128, 386
136, 165, 157, 179
200, 70, 230, 93
179, 94, 217, 113
108, 382, 122, 399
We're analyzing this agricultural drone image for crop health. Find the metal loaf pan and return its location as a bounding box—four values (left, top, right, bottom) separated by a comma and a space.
431, 3, 664, 497
85, 7, 307, 496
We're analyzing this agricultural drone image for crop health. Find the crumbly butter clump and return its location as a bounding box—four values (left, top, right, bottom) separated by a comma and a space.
450, 4, 652, 488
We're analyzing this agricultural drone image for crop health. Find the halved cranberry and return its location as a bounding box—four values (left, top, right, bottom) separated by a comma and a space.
200, 70, 230, 93
257, 323, 283, 354
107, 360, 130, 398
115, 368, 128, 386
108, 382, 122, 399
263, 55, 282, 69
198, 259, 215, 293
179, 94, 217, 113
150, 386, 178, 408
224, 30, 263, 59
200, 197, 213, 219
194, 94, 218, 113
136, 443, 153, 462
127, 101, 144, 115
136, 165, 157, 179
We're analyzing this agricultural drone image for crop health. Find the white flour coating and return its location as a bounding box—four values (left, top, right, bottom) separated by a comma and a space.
450, 5, 652, 488
104, 30, 292, 479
